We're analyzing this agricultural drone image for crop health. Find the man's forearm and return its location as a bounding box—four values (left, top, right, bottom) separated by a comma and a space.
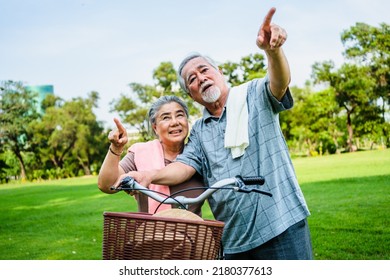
151, 161, 196, 186
265, 48, 291, 100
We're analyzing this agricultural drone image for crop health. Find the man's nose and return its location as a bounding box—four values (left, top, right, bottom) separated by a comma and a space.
198, 72, 208, 83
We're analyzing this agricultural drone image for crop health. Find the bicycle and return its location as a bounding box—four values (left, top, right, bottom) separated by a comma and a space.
102, 175, 271, 260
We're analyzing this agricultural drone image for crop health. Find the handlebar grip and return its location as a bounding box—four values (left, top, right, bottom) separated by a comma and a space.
238, 176, 265, 185
110, 176, 134, 191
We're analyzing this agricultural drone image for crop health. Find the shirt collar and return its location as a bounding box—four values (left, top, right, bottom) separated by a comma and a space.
201, 105, 227, 123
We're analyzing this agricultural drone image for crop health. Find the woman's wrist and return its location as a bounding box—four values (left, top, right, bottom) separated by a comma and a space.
109, 145, 124, 156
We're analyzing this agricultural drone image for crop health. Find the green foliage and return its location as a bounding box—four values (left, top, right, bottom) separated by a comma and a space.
29, 92, 107, 179
0, 84, 107, 181
0, 81, 39, 179
0, 151, 19, 183
281, 85, 344, 155
220, 53, 266, 86
312, 61, 376, 152
342, 22, 390, 147
312, 22, 390, 151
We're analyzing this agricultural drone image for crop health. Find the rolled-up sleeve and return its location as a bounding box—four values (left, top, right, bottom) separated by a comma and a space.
261, 76, 294, 112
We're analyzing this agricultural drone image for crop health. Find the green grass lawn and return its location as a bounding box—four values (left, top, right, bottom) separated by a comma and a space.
0, 149, 389, 260
0, 177, 135, 260
294, 149, 390, 260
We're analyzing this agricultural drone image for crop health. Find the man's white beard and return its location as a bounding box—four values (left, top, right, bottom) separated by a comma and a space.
202, 86, 221, 103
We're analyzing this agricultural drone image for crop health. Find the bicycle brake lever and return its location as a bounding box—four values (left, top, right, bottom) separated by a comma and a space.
237, 187, 272, 197
235, 175, 272, 197
110, 176, 135, 191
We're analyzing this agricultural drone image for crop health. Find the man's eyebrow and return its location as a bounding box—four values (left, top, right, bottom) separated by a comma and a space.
186, 64, 209, 81
197, 64, 208, 69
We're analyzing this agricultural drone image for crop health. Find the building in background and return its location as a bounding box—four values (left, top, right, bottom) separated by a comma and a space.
25, 85, 54, 114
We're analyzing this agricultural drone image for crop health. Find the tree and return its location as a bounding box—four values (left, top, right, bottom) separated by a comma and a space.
70, 92, 107, 176
29, 92, 106, 178
280, 84, 342, 155
0, 80, 39, 180
312, 61, 376, 151
310, 22, 390, 151
341, 22, 390, 147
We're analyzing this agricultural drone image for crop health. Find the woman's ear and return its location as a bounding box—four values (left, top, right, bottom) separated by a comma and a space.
152, 124, 158, 136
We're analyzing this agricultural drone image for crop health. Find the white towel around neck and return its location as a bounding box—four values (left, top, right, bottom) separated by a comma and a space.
224, 82, 249, 159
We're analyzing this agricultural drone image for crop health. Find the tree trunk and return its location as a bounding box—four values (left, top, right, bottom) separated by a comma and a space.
383, 126, 390, 148
77, 156, 91, 176
58, 139, 77, 169
15, 150, 27, 180
82, 165, 91, 176
346, 111, 354, 152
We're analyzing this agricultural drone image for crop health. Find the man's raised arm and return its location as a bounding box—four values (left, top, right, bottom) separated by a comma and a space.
256, 7, 290, 100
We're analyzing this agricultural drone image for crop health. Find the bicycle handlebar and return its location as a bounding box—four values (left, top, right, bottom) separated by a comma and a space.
236, 175, 265, 186
111, 175, 271, 208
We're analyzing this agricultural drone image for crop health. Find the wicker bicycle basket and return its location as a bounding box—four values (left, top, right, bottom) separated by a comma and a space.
102, 211, 224, 260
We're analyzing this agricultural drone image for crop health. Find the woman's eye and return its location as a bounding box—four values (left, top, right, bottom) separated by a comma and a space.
160, 115, 170, 121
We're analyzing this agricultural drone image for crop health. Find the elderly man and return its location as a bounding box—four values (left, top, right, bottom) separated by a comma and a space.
125, 7, 313, 260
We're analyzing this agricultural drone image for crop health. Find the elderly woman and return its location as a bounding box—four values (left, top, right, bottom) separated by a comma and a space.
98, 96, 204, 215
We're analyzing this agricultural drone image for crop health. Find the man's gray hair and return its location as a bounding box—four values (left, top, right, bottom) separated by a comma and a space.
177, 52, 220, 94
148, 95, 189, 128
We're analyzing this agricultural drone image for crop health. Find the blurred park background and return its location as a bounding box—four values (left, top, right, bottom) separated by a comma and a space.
1, 1, 389, 260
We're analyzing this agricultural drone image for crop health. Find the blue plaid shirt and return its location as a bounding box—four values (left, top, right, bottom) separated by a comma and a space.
176, 76, 310, 254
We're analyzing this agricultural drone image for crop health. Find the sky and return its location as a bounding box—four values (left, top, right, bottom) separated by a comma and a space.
1, 0, 389, 129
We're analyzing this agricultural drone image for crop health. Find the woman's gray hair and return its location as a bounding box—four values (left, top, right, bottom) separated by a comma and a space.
177, 52, 220, 94
148, 95, 189, 129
